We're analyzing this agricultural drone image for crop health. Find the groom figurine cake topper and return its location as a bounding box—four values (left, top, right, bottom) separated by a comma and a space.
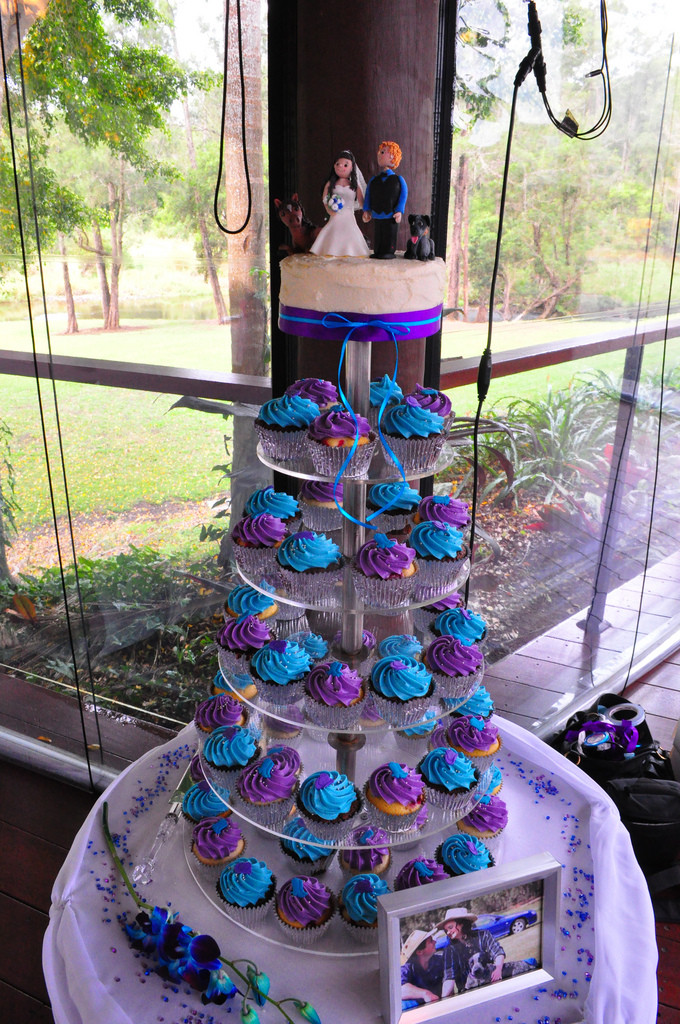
362, 140, 408, 259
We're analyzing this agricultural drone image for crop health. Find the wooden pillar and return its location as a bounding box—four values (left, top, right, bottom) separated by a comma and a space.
269, 0, 445, 394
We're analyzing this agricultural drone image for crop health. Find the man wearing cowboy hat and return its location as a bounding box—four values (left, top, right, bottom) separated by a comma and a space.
436, 907, 506, 996
400, 928, 444, 1006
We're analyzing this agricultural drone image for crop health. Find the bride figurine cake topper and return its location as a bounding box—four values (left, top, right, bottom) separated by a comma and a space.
310, 149, 370, 258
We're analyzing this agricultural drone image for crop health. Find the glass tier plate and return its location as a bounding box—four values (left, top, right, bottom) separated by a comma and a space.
216, 647, 484, 739
256, 440, 459, 483
235, 558, 470, 615
195, 725, 494, 852
186, 747, 495, 958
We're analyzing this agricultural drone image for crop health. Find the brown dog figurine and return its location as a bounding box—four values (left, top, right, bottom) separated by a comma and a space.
274, 193, 321, 254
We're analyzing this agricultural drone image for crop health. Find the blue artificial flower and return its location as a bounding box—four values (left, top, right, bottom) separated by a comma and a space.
246, 964, 271, 1006
125, 906, 179, 955
202, 966, 238, 1005
294, 1000, 322, 1024
241, 1002, 260, 1024
178, 933, 223, 991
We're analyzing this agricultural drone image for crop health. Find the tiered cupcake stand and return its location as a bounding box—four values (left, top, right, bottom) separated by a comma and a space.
188, 335, 490, 956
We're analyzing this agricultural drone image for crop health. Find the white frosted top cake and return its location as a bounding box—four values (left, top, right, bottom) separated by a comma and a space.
279, 254, 446, 343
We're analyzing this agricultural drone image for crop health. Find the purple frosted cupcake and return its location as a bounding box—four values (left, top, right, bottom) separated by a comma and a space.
369, 655, 435, 727
331, 629, 377, 677
306, 408, 377, 478
352, 533, 418, 608
276, 531, 344, 607
415, 494, 470, 529
231, 512, 288, 577
404, 384, 454, 427
423, 635, 484, 700
435, 832, 495, 875
234, 753, 299, 827
191, 815, 246, 874
393, 856, 451, 892
410, 520, 468, 593
255, 394, 321, 461
285, 376, 339, 410
299, 479, 344, 533
297, 769, 363, 841
338, 827, 391, 877
275, 875, 336, 946
380, 397, 447, 474
363, 760, 426, 832
249, 638, 312, 705
445, 713, 502, 771
194, 693, 247, 734
457, 792, 508, 855
304, 661, 367, 729
416, 746, 479, 813
216, 614, 273, 677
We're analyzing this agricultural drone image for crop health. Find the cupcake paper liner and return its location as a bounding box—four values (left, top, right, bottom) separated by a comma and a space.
250, 675, 305, 706
256, 424, 308, 462
351, 568, 417, 609
296, 797, 363, 842
366, 509, 413, 534
216, 885, 276, 927
274, 906, 336, 947
363, 788, 425, 833
233, 544, 282, 579
429, 664, 484, 702
412, 556, 469, 593
303, 692, 367, 730
299, 500, 345, 533
422, 781, 479, 816
338, 913, 380, 946
305, 435, 377, 479
277, 563, 344, 608
216, 647, 255, 680
369, 691, 433, 728
231, 786, 298, 829
380, 432, 446, 475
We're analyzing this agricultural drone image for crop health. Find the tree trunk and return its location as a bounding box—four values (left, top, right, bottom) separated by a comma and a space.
91, 221, 111, 326
170, 15, 229, 325
106, 160, 125, 330
57, 232, 78, 334
448, 152, 469, 312
219, 0, 268, 564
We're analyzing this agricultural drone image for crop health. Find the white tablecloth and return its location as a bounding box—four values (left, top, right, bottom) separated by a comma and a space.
43, 718, 657, 1024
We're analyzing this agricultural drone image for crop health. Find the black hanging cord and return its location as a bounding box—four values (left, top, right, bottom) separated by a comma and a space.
213, 0, 252, 234
1, 6, 103, 782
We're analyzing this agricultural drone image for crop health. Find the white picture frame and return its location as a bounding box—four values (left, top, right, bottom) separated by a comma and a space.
378, 852, 562, 1024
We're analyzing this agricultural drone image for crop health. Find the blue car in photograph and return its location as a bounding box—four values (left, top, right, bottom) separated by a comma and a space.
473, 908, 538, 938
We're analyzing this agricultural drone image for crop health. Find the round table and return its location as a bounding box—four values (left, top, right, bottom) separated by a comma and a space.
43, 717, 657, 1024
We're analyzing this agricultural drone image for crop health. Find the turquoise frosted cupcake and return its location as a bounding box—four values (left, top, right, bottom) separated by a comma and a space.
202, 725, 262, 788
433, 606, 487, 646
369, 373, 403, 427
338, 872, 391, 944
280, 816, 335, 875
394, 707, 439, 752
224, 583, 279, 623
412, 591, 463, 634
216, 856, 276, 925
416, 746, 479, 813
244, 486, 300, 528
249, 638, 312, 705
449, 685, 495, 720
378, 634, 423, 660
380, 397, 446, 474
435, 832, 495, 875
287, 630, 329, 665
366, 481, 420, 534
297, 769, 363, 840
456, 792, 508, 855
410, 520, 468, 593
276, 531, 344, 607
369, 655, 435, 727
181, 780, 231, 823
255, 394, 321, 461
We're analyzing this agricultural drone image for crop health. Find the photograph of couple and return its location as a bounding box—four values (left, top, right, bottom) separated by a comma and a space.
400, 890, 542, 1012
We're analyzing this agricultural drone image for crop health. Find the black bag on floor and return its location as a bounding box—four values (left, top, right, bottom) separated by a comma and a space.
603, 777, 680, 920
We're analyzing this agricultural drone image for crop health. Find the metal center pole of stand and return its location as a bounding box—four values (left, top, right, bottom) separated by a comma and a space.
336, 336, 371, 781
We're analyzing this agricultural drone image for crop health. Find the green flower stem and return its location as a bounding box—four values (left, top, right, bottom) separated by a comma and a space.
100, 804, 318, 1024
